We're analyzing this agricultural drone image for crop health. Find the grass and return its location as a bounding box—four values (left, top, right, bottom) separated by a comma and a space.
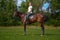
0, 26, 60, 40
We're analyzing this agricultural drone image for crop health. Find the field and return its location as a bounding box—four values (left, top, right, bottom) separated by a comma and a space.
0, 26, 60, 40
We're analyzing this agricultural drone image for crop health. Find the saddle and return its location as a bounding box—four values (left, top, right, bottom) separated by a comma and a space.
26, 13, 34, 24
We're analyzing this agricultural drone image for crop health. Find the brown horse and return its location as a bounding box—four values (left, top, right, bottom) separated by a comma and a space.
13, 10, 44, 36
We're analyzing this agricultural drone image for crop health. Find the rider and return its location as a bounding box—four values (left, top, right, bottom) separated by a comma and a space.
26, 2, 33, 23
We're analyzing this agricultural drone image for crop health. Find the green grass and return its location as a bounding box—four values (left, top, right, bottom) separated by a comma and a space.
0, 26, 60, 40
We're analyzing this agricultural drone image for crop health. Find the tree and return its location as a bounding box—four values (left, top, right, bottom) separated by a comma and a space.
51, 0, 60, 9
0, 0, 17, 26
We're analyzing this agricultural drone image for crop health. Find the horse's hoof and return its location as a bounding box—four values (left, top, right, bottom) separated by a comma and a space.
26, 22, 30, 25
24, 33, 26, 36
26, 22, 28, 24
41, 35, 43, 36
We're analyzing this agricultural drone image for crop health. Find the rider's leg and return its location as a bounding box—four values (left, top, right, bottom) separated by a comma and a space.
26, 14, 28, 21
26, 12, 32, 23
26, 12, 31, 23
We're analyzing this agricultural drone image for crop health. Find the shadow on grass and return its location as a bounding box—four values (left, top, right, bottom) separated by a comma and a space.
45, 33, 60, 36
22, 33, 60, 36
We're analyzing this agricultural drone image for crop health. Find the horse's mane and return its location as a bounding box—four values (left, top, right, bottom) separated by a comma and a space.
19, 12, 25, 14
17, 11, 25, 15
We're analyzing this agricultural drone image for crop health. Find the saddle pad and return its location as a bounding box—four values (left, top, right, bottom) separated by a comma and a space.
29, 15, 34, 19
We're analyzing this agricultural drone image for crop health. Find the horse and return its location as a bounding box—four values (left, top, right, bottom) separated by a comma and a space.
13, 10, 45, 36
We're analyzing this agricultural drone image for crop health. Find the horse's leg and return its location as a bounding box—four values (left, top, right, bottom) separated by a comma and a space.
40, 22, 44, 35
24, 22, 26, 35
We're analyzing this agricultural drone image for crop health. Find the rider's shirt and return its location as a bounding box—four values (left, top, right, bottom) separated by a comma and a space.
28, 6, 32, 13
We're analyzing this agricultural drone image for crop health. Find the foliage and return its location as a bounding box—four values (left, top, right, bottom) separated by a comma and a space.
20, 1, 28, 13
0, 0, 20, 26
51, 0, 60, 9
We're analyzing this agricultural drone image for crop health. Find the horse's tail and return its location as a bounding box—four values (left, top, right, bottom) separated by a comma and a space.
44, 15, 49, 22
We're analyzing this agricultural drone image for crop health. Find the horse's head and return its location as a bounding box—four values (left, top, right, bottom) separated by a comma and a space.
13, 10, 19, 17
13, 10, 25, 20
